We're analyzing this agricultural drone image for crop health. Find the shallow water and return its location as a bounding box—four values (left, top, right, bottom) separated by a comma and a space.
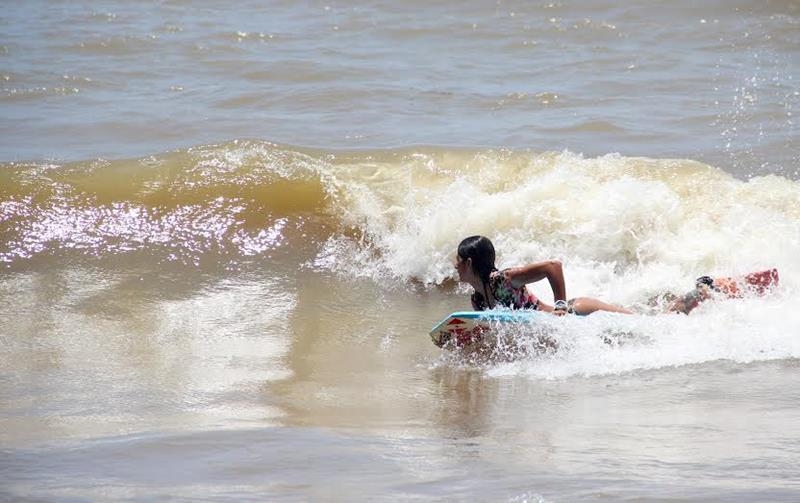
2, 1, 799, 501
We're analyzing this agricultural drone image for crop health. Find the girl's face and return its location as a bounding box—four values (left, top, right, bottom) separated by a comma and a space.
454, 254, 472, 282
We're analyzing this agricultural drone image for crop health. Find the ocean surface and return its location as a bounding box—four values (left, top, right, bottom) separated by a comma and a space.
2, 1, 799, 501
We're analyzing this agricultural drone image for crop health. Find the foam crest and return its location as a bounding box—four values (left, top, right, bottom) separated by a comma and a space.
321, 150, 800, 298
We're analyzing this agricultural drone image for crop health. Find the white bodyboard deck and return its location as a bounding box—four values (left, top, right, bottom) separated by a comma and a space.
429, 310, 546, 348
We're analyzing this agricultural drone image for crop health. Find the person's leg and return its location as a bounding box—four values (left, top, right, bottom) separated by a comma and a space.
668, 269, 779, 315
570, 297, 633, 315
667, 287, 710, 314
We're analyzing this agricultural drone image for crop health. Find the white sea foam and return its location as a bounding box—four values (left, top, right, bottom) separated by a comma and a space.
317, 148, 800, 376
321, 150, 800, 294
483, 296, 800, 379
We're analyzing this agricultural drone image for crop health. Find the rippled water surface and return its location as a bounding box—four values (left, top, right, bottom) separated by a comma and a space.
2, 1, 798, 176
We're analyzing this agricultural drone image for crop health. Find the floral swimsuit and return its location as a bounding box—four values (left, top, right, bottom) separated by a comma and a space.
471, 269, 541, 310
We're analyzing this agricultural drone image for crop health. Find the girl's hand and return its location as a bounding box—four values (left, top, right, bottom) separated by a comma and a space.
553, 299, 569, 316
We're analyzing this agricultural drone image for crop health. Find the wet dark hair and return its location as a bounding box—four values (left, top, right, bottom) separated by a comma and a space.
457, 235, 497, 285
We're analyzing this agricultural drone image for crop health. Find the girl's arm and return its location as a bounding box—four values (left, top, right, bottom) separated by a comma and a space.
504, 260, 567, 302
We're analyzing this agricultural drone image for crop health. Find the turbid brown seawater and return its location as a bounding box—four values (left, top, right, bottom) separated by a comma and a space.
1, 2, 799, 501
